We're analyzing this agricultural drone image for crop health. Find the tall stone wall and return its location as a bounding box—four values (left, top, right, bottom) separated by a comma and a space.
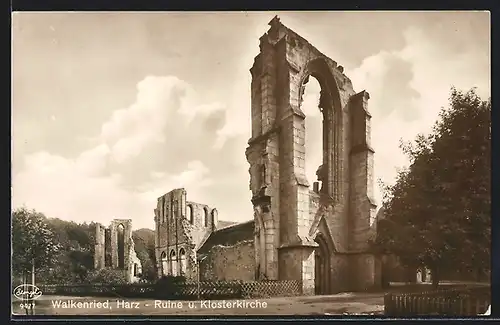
127, 236, 142, 283
199, 241, 255, 281
110, 219, 133, 269
154, 188, 217, 280
246, 16, 377, 294
93, 219, 142, 283
94, 224, 106, 269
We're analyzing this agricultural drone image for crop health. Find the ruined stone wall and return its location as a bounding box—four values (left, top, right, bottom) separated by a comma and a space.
348, 92, 377, 252
110, 219, 133, 269
309, 191, 320, 225
93, 219, 142, 284
127, 236, 143, 283
247, 17, 377, 293
199, 240, 255, 281
329, 254, 349, 293
185, 201, 217, 245
154, 188, 216, 279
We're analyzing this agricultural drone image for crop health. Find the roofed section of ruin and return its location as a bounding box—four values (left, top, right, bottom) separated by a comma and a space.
217, 220, 239, 229
197, 220, 255, 254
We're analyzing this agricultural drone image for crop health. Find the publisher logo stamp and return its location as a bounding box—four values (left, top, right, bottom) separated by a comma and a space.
13, 284, 43, 301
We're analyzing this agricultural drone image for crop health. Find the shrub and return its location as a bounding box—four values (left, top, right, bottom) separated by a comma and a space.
84, 268, 128, 285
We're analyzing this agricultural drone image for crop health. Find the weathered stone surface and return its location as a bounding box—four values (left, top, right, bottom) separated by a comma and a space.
246, 16, 377, 294
94, 219, 142, 283
143, 16, 379, 293
155, 189, 216, 280
200, 241, 255, 281
153, 188, 251, 281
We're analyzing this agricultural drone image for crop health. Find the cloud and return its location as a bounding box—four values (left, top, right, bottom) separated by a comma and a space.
98, 76, 228, 164
346, 26, 490, 204
12, 75, 235, 229
12, 20, 490, 230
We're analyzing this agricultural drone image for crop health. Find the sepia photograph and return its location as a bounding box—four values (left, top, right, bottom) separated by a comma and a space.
11, 11, 491, 317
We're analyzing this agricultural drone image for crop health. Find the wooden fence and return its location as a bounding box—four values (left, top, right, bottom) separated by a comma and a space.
38, 280, 300, 300
384, 287, 491, 316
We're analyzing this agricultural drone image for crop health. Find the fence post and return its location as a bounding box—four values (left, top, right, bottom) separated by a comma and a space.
384, 293, 391, 315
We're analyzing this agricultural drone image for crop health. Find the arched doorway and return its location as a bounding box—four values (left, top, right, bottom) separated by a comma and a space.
160, 251, 168, 276
179, 248, 187, 275
314, 234, 331, 295
169, 250, 177, 276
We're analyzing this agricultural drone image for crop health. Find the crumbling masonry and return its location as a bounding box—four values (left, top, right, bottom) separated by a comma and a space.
94, 219, 142, 283
245, 17, 378, 294
153, 17, 380, 294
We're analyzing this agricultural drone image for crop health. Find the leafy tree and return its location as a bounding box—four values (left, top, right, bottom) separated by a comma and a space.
12, 206, 159, 285
36, 218, 95, 284
12, 207, 61, 283
375, 88, 491, 288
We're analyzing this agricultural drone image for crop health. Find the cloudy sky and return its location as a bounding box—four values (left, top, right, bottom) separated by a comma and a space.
12, 11, 490, 229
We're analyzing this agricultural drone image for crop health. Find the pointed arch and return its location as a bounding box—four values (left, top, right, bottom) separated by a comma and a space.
203, 207, 209, 227
310, 216, 337, 254
314, 232, 332, 295
297, 57, 345, 202
169, 249, 177, 276
186, 205, 193, 224
179, 248, 187, 275
160, 251, 168, 276
116, 223, 125, 269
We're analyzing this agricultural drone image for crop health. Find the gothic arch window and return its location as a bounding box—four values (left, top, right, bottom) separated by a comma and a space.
179, 248, 187, 275
314, 234, 331, 295
133, 263, 138, 276
116, 224, 125, 269
169, 249, 177, 276
211, 209, 218, 225
160, 251, 168, 276
187, 205, 193, 224
203, 207, 209, 227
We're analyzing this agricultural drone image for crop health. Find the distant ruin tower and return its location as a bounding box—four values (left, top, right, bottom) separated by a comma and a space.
93, 219, 143, 283
94, 223, 106, 269
110, 219, 133, 269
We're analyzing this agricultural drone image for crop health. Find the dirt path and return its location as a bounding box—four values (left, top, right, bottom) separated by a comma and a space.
12, 292, 385, 316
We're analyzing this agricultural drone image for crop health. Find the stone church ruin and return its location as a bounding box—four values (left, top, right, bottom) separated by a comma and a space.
153, 17, 380, 295
246, 16, 378, 294
94, 219, 142, 283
